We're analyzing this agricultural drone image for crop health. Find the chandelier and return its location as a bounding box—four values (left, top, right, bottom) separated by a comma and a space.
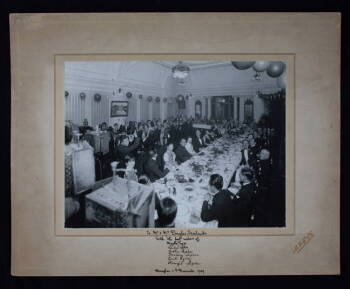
172, 61, 190, 79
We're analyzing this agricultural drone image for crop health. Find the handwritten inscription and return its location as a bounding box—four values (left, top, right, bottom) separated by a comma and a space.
293, 231, 314, 254
147, 230, 206, 274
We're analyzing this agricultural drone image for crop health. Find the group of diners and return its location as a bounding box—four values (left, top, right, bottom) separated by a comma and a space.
152, 124, 279, 228
65, 115, 281, 228
70, 116, 225, 183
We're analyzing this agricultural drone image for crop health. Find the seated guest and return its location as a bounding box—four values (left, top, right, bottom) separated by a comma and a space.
79, 118, 93, 135
185, 137, 196, 155
118, 123, 126, 134
159, 127, 170, 146
126, 121, 135, 135
247, 133, 254, 142
175, 138, 192, 164
138, 174, 151, 185
107, 127, 118, 156
248, 138, 259, 169
163, 143, 177, 170
200, 174, 236, 227
144, 150, 169, 182
124, 155, 138, 182
212, 125, 221, 138
113, 122, 120, 134
126, 134, 138, 158
155, 130, 167, 171
253, 130, 262, 147
193, 129, 205, 153
116, 134, 141, 170
142, 124, 154, 151
203, 130, 213, 145
155, 197, 177, 228
239, 139, 251, 166
83, 118, 89, 127
208, 130, 216, 141
65, 126, 74, 197
255, 149, 272, 192
153, 122, 161, 145
100, 122, 108, 131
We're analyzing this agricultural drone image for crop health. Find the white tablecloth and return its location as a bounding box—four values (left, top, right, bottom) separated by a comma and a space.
154, 135, 246, 228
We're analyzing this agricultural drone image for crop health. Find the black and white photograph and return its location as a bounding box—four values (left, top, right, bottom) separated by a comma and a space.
64, 60, 287, 229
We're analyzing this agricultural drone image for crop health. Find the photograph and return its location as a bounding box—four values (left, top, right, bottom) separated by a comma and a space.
63, 60, 287, 229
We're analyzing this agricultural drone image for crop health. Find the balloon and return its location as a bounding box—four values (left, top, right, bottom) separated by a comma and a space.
266, 61, 285, 78
231, 61, 255, 70
277, 73, 287, 89
253, 61, 270, 72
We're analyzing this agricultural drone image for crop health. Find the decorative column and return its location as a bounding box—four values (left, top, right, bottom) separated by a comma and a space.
208, 96, 212, 120
136, 96, 141, 122
148, 100, 153, 120
232, 96, 235, 120
239, 96, 245, 123
160, 96, 168, 121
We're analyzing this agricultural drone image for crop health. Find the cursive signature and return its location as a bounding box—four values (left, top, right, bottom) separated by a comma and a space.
293, 231, 314, 254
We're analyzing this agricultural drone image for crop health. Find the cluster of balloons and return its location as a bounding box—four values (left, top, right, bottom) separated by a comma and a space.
231, 61, 286, 89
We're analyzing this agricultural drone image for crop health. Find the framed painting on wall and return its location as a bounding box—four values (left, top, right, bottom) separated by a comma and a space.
110, 101, 129, 117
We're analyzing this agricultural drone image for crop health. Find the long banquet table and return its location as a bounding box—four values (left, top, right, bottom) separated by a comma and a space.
153, 134, 246, 228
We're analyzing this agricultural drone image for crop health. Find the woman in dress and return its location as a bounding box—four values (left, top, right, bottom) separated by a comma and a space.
163, 143, 177, 171
185, 137, 196, 155
124, 155, 138, 182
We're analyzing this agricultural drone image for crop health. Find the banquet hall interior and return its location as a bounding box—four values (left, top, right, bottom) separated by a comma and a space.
64, 60, 286, 229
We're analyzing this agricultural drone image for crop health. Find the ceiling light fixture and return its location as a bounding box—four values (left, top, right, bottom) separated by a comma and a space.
172, 61, 190, 79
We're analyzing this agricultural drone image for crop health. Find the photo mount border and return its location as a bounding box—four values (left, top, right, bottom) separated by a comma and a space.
55, 53, 295, 237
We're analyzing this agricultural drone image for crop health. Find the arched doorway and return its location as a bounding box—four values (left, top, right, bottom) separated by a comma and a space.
195, 100, 202, 119
244, 99, 254, 124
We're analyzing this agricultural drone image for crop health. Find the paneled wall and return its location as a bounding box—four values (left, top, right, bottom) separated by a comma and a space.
126, 97, 138, 123
65, 89, 109, 127
91, 94, 109, 127
167, 99, 176, 118
65, 61, 279, 125
65, 91, 89, 125
153, 101, 160, 119
140, 98, 149, 121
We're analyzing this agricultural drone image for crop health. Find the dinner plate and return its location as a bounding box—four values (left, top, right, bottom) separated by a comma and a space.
184, 186, 194, 192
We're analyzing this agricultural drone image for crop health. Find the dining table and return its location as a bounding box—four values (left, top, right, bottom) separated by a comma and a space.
153, 134, 247, 228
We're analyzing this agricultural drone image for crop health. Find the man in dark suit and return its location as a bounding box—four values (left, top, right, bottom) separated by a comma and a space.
155, 196, 177, 228
192, 129, 205, 153
239, 139, 250, 166
175, 138, 192, 164
251, 148, 272, 226
201, 174, 236, 227
248, 138, 259, 170
144, 150, 169, 182
233, 166, 257, 227
79, 118, 93, 136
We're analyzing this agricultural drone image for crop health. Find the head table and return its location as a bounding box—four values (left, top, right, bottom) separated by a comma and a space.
153, 134, 246, 228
